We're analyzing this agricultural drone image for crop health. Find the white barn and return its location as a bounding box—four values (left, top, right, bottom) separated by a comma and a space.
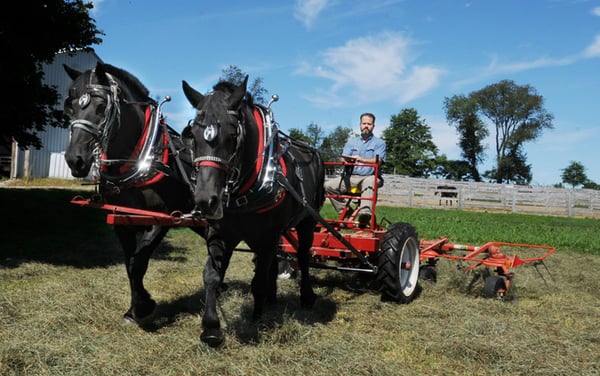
9, 50, 102, 179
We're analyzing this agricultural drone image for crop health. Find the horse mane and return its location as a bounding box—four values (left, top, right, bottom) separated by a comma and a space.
102, 63, 151, 101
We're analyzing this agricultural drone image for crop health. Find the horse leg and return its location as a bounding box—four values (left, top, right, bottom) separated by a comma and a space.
294, 219, 317, 308
115, 225, 168, 323
200, 229, 234, 347
266, 251, 278, 304
248, 234, 280, 320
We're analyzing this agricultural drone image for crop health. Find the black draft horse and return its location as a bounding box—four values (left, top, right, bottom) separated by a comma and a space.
181, 76, 325, 347
63, 62, 200, 324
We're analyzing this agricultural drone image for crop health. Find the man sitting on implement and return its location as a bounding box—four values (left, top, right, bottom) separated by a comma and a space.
324, 112, 386, 227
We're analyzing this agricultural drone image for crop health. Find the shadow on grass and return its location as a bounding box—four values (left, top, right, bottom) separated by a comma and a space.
0, 188, 197, 268
143, 278, 339, 344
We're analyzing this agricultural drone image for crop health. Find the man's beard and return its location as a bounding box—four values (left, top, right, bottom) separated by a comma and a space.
361, 128, 373, 138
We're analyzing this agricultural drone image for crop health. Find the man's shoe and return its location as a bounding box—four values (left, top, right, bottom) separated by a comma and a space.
358, 213, 371, 228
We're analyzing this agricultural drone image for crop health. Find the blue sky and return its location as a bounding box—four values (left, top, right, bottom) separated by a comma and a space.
89, 0, 600, 186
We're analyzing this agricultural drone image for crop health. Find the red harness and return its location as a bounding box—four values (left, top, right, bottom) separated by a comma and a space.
100, 106, 169, 188
233, 107, 287, 212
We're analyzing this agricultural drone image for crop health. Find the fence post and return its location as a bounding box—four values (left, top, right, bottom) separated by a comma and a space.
511, 188, 517, 213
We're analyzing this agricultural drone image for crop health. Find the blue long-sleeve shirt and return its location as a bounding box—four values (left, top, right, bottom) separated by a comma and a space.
342, 135, 386, 175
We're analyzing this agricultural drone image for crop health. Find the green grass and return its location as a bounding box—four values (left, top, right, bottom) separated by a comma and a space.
1, 187, 599, 375
321, 203, 600, 255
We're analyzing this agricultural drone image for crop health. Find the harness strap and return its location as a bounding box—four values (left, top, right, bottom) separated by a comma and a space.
70, 119, 101, 135
237, 107, 266, 195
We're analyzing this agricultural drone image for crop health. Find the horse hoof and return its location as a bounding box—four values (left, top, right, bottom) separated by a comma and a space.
123, 312, 136, 324
123, 305, 155, 326
135, 299, 157, 319
201, 330, 224, 348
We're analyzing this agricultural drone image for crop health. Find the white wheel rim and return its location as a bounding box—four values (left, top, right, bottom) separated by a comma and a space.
398, 237, 420, 297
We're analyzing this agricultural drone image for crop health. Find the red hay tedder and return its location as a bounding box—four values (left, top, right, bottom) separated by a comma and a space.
72, 159, 555, 301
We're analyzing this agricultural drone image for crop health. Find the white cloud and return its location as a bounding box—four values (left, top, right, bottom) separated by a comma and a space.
583, 34, 600, 58
298, 31, 445, 107
294, 0, 329, 29
451, 53, 577, 89
499, 56, 576, 72
592, 7, 600, 17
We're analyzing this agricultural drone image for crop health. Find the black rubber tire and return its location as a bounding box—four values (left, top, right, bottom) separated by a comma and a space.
419, 265, 437, 283
377, 222, 420, 303
483, 275, 506, 298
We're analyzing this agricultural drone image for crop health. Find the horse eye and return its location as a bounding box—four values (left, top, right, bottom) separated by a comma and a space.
183, 135, 195, 149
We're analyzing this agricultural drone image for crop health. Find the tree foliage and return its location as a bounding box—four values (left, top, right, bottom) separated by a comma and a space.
319, 125, 351, 161
484, 147, 532, 185
474, 80, 554, 184
383, 108, 438, 177
219, 65, 269, 105
432, 156, 472, 181
0, 0, 103, 150
287, 128, 312, 145
305, 122, 324, 147
287, 124, 350, 162
443, 94, 488, 181
561, 161, 587, 188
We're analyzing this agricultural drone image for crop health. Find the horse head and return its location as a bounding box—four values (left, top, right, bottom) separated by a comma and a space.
63, 62, 148, 178
182, 76, 248, 219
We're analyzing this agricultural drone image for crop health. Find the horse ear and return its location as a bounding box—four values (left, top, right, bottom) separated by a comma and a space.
182, 80, 205, 108
95, 62, 106, 75
229, 75, 248, 110
63, 64, 82, 80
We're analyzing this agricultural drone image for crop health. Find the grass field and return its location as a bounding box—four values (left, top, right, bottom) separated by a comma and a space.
1, 185, 599, 375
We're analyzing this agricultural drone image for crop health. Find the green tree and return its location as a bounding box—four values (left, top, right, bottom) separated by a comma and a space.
561, 161, 587, 188
305, 122, 324, 147
287, 128, 311, 144
320, 125, 351, 161
0, 0, 103, 150
443, 94, 488, 181
474, 80, 554, 184
582, 180, 600, 190
383, 108, 438, 177
219, 65, 269, 105
432, 156, 472, 181
484, 146, 531, 185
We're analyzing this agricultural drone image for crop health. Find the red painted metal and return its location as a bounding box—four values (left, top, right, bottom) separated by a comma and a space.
70, 196, 206, 227
419, 237, 555, 274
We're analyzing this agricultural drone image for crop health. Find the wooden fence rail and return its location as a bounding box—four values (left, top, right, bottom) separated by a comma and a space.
376, 175, 600, 218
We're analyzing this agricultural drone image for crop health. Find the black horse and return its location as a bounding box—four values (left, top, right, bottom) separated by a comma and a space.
63, 62, 200, 324
181, 76, 325, 347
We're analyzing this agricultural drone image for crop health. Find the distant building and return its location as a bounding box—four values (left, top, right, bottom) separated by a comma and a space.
9, 50, 102, 179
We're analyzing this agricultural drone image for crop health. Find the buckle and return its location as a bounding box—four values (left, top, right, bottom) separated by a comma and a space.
235, 195, 248, 207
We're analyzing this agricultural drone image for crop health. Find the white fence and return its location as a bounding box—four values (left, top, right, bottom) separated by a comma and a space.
377, 175, 600, 218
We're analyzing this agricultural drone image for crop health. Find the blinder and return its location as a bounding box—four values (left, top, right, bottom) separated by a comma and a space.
68, 72, 121, 145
